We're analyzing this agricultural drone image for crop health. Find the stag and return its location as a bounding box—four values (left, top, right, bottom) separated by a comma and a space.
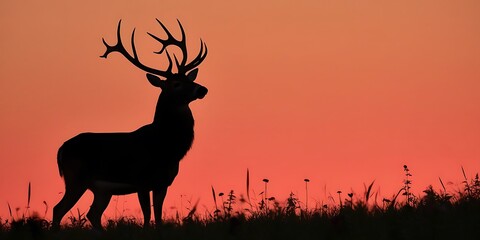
52, 19, 208, 229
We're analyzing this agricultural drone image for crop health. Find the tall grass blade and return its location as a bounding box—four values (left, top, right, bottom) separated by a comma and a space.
211, 186, 218, 211
26, 182, 31, 217
27, 182, 31, 209
461, 166, 468, 181
390, 188, 404, 209
7, 202, 13, 219
184, 199, 200, 221
439, 177, 446, 192
461, 166, 471, 195
77, 208, 82, 220
43, 201, 49, 218
246, 168, 250, 203
364, 180, 375, 202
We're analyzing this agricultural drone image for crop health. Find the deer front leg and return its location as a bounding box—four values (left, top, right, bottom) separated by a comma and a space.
137, 191, 151, 227
152, 187, 168, 228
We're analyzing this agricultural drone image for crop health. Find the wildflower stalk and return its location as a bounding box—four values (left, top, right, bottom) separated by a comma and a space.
337, 191, 343, 208
263, 179, 269, 212
304, 179, 310, 211
403, 165, 413, 207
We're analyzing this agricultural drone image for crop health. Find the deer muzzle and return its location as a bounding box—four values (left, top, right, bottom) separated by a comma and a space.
195, 85, 208, 99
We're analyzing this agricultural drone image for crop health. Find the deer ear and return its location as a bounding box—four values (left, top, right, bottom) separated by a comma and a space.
146, 73, 166, 88
186, 69, 199, 81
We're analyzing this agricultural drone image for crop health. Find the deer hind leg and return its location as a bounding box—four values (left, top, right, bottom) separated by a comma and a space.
153, 187, 168, 228
138, 191, 151, 227
86, 192, 112, 230
52, 185, 87, 229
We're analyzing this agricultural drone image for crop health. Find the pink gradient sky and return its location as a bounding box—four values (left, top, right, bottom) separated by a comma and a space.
1, 1, 479, 220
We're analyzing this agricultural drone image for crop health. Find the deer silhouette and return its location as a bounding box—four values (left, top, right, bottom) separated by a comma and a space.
52, 19, 208, 229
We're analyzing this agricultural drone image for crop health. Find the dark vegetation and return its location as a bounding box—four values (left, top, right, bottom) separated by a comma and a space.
1, 166, 480, 240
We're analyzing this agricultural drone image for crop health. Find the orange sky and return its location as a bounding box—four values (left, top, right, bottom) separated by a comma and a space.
1, 1, 479, 220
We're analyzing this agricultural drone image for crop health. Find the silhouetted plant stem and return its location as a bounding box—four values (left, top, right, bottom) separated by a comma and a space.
304, 179, 310, 211
403, 165, 413, 206
337, 191, 343, 208
26, 182, 31, 217
246, 169, 250, 204
263, 179, 269, 212
211, 186, 220, 219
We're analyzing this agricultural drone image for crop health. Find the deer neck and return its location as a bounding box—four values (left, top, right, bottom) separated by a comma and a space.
152, 98, 194, 127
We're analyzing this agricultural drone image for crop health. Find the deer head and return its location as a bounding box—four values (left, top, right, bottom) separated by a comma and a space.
100, 19, 208, 106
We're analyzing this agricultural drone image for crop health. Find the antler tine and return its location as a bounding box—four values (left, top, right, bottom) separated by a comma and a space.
176, 19, 188, 67
100, 20, 125, 59
173, 54, 181, 71
148, 18, 186, 55
147, 33, 167, 54
156, 18, 178, 42
131, 28, 139, 60
149, 19, 200, 75
101, 20, 174, 78
165, 50, 174, 74
179, 40, 208, 74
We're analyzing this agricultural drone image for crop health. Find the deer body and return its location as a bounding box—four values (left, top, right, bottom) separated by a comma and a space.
52, 19, 208, 229
58, 108, 193, 193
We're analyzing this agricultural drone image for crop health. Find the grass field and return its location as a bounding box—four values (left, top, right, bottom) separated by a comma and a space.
1, 166, 480, 240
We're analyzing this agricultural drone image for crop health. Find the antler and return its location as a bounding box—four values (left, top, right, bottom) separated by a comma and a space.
101, 19, 207, 79
148, 19, 208, 76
